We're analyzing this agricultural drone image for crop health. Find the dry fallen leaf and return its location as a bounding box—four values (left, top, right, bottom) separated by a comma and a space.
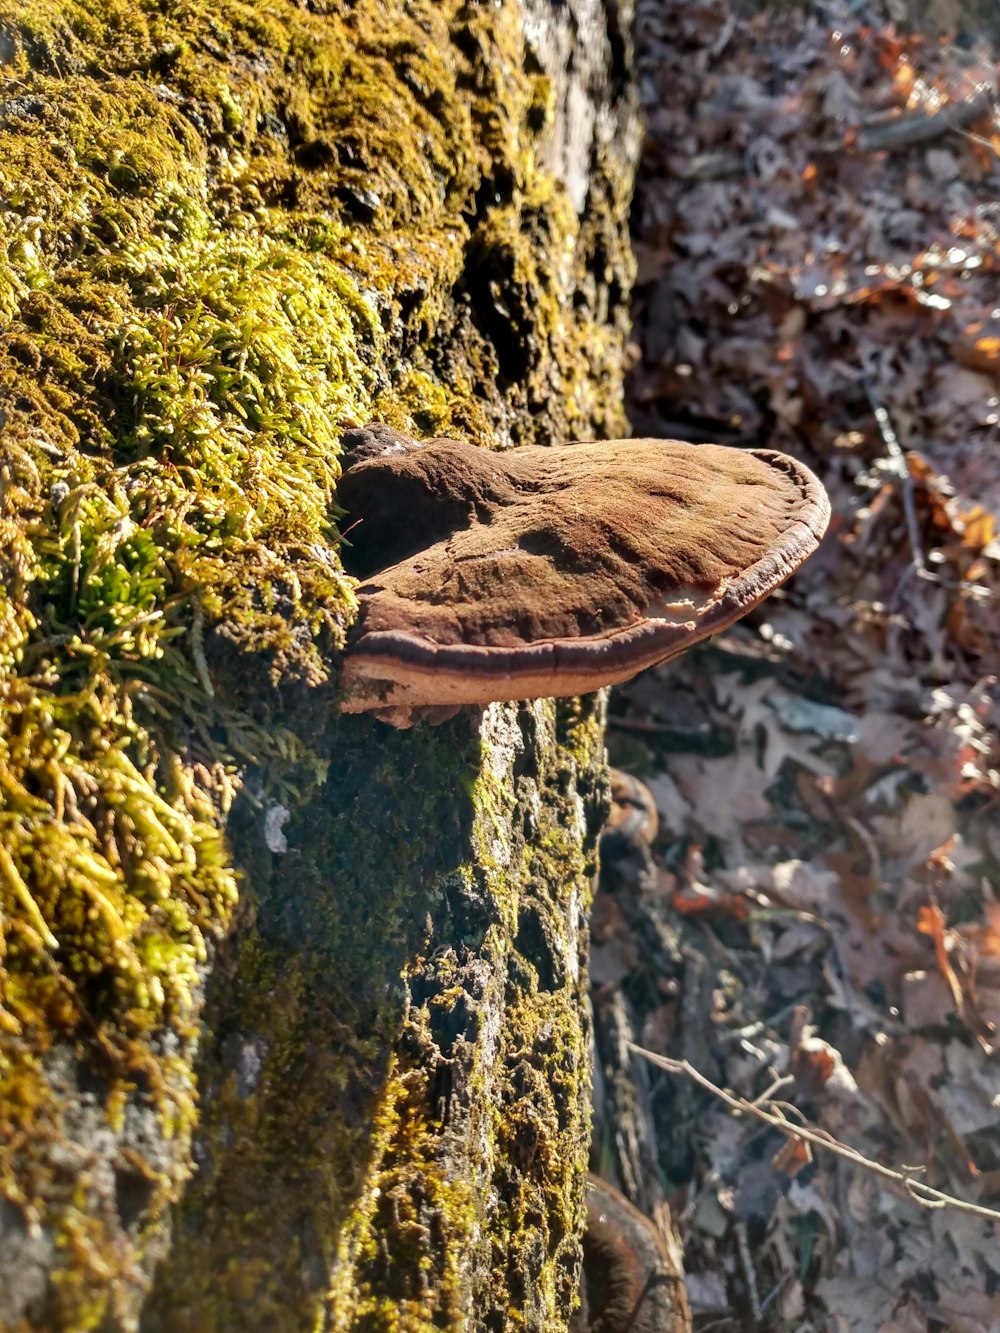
611, 0, 1000, 1325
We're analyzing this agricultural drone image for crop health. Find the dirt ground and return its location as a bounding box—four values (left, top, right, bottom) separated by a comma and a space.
594, 1, 1000, 1328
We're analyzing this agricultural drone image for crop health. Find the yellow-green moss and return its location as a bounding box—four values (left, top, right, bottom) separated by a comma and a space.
136, 698, 608, 1331
0, 0, 633, 1325
326, 700, 607, 1329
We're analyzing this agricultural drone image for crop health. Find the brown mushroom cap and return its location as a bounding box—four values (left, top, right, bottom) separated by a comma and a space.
339, 434, 829, 722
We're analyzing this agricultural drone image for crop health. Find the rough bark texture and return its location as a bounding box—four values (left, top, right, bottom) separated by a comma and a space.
0, 1, 639, 1329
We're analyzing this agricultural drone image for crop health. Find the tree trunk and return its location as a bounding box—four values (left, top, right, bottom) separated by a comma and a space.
0, 1, 642, 1329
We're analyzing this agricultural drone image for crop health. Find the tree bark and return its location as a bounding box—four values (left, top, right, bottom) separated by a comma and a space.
0, 1, 640, 1328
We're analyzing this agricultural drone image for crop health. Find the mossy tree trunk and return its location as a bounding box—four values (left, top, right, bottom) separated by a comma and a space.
0, 1, 639, 1329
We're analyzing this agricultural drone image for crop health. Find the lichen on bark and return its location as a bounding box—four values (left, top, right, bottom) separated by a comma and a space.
0, 0, 637, 1327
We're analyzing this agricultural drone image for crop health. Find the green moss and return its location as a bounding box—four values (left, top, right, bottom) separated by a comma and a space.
334, 700, 607, 1328
477, 700, 607, 1323
0, 0, 632, 1325
137, 700, 608, 1331
141, 712, 487, 1329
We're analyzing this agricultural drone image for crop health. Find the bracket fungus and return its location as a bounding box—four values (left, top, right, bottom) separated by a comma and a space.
337, 425, 830, 727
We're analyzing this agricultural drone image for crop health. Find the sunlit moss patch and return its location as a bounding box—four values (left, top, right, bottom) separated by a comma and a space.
0, 0, 633, 1323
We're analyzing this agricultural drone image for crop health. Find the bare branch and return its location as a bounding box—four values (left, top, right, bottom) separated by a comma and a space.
628, 1043, 1000, 1224
853, 85, 995, 153
861, 371, 926, 578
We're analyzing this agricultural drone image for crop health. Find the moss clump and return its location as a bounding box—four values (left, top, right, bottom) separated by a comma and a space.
0, 0, 634, 1326
325, 700, 607, 1329
139, 699, 608, 1331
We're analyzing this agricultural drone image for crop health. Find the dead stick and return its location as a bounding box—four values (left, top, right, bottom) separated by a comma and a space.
628, 1042, 1000, 1224
820, 85, 996, 155
862, 373, 926, 576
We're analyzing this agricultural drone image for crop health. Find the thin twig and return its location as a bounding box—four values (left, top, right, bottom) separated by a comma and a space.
861, 372, 926, 577
861, 370, 993, 601
735, 1219, 762, 1324
759, 1271, 791, 1315
628, 1043, 1000, 1224
750, 1073, 795, 1108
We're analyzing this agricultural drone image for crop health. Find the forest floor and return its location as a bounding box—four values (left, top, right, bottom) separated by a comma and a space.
599, 1, 1000, 1328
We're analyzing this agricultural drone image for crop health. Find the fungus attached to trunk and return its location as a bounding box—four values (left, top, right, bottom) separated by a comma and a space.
337, 426, 830, 727
573, 1175, 690, 1333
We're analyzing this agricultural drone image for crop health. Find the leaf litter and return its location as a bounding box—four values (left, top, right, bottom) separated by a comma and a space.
593, 1, 1000, 1328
